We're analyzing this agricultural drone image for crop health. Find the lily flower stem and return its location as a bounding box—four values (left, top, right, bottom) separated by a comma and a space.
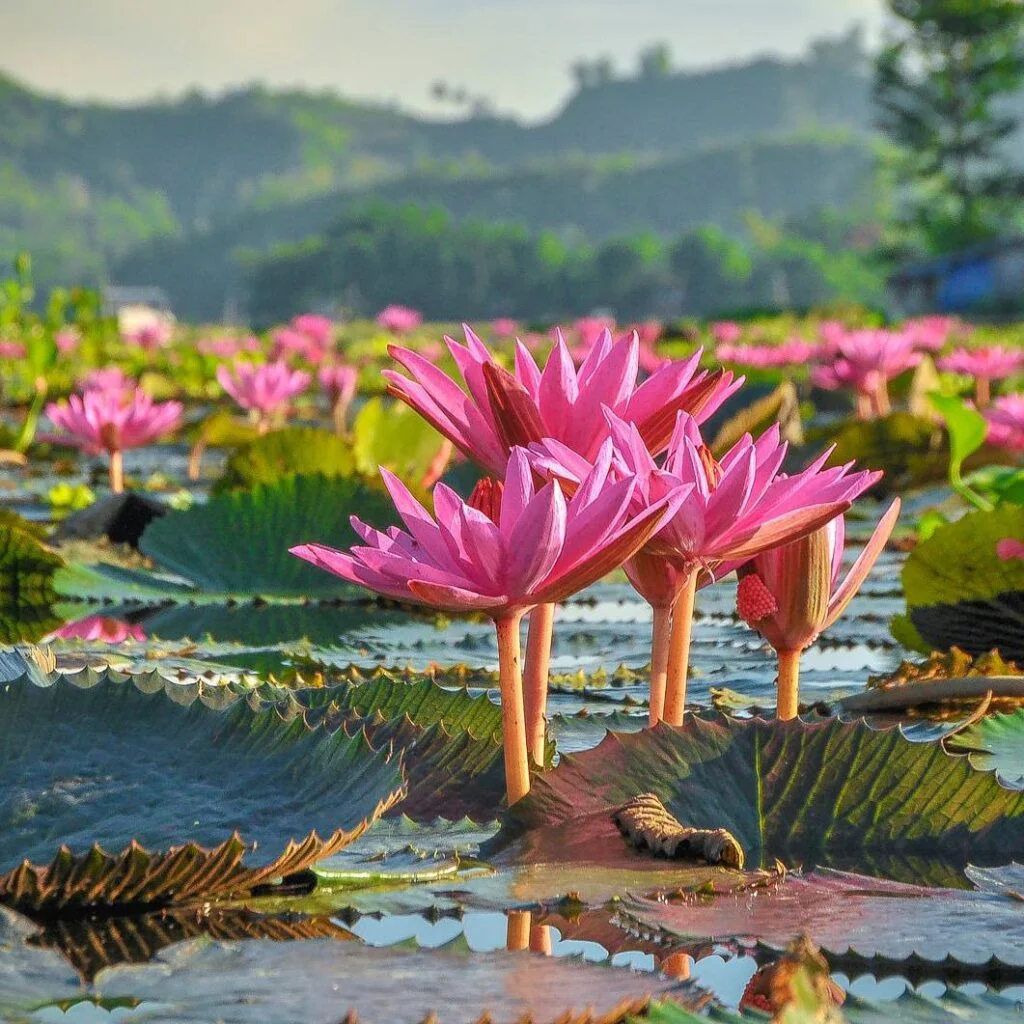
108, 449, 124, 494
506, 910, 531, 951
976, 376, 991, 408
530, 925, 554, 955
663, 569, 699, 726
648, 604, 673, 726
874, 381, 891, 416
855, 393, 872, 420
523, 602, 555, 767
332, 399, 348, 436
776, 649, 801, 720
15, 377, 48, 454
495, 610, 531, 804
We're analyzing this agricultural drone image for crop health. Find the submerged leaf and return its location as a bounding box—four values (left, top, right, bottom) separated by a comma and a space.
214, 426, 357, 494
139, 474, 398, 597
0, 672, 404, 913
492, 717, 1024, 869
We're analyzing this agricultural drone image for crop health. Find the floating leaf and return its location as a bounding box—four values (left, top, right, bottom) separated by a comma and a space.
946, 709, 1024, 786
214, 427, 357, 494
0, 672, 404, 914
710, 381, 803, 456
189, 409, 261, 449
139, 474, 398, 598
491, 718, 1024, 870
930, 393, 990, 507
351, 397, 446, 487
0, 518, 62, 643
894, 505, 1024, 658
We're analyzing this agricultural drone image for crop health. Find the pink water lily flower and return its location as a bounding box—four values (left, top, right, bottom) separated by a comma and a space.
0, 341, 27, 360
491, 318, 520, 338
997, 538, 1024, 561
376, 304, 423, 334
54, 616, 147, 643
55, 328, 80, 354
82, 367, 135, 396
939, 346, 1024, 406
318, 364, 358, 434
123, 322, 173, 350
271, 326, 325, 364
385, 326, 741, 477
711, 321, 742, 346
719, 340, 820, 369
737, 499, 900, 719
217, 360, 310, 432
530, 410, 879, 725
811, 329, 920, 418
291, 314, 335, 349
904, 315, 961, 353
46, 389, 182, 492
291, 444, 682, 805
985, 395, 1024, 452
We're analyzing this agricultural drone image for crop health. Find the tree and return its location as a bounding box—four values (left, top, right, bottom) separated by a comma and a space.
874, 0, 1024, 254
638, 43, 673, 79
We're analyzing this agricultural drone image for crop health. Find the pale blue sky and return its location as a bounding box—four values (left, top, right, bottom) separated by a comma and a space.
0, 0, 884, 119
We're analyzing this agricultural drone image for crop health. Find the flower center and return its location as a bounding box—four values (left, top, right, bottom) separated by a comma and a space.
737, 573, 778, 624
468, 477, 503, 524
697, 444, 724, 490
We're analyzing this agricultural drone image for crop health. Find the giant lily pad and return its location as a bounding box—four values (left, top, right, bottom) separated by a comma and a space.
0, 672, 405, 914
137, 473, 398, 598
946, 709, 1024, 786
491, 718, 1024, 869
0, 518, 62, 643
893, 505, 1024, 658
213, 427, 356, 494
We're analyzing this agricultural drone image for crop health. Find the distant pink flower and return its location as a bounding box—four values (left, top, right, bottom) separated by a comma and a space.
46, 389, 182, 492
568, 317, 616, 364
939, 347, 1024, 406
385, 326, 740, 477
217, 360, 310, 430
55, 616, 146, 643
811, 329, 920, 418
82, 367, 135, 396
711, 321, 743, 346
0, 341, 27, 359
376, 305, 423, 334
985, 395, 1024, 452
55, 328, 80, 354
198, 337, 241, 359
318, 364, 358, 433
291, 314, 335, 349
627, 321, 663, 348
997, 538, 1024, 561
491, 318, 520, 338
271, 327, 325, 364
123, 322, 173, 350
719, 340, 820, 369
904, 315, 961, 353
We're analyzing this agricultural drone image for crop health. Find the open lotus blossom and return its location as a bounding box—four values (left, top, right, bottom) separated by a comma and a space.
46, 389, 182, 492
811, 329, 920, 418
530, 410, 880, 725
718, 340, 820, 369
938, 346, 1024, 406
291, 444, 683, 804
55, 328, 80, 354
82, 367, 135, 397
54, 615, 147, 643
376, 304, 423, 334
737, 499, 900, 718
985, 395, 1024, 453
997, 538, 1024, 561
386, 326, 739, 755
217, 360, 310, 432
318, 364, 358, 434
123, 321, 173, 350
291, 314, 335, 350
0, 341, 27, 360
491, 318, 520, 338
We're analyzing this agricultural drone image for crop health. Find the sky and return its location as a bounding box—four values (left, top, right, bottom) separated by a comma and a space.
0, 0, 885, 121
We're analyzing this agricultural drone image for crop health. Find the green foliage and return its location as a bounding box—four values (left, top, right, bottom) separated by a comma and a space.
0, 516, 62, 641
930, 394, 993, 509
139, 473, 398, 597
875, 0, 1024, 253
351, 398, 446, 487
894, 505, 1024, 657
947, 709, 1024, 785
215, 427, 356, 494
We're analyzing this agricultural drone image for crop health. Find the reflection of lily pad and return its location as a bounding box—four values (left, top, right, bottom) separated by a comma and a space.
0, 673, 404, 913
491, 718, 1024, 869
138, 474, 398, 598
893, 505, 1024, 658
214, 427, 356, 494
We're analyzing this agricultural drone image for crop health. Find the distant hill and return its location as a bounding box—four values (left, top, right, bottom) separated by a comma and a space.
0, 29, 884, 308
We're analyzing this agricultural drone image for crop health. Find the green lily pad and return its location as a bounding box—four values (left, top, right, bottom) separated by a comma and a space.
0, 671, 404, 914
491, 718, 1024, 869
351, 397, 447, 489
893, 505, 1024, 658
946, 709, 1024, 786
138, 473, 398, 598
214, 427, 356, 494
0, 517, 63, 644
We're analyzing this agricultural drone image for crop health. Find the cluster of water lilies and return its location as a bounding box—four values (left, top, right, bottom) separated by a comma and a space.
290, 327, 900, 803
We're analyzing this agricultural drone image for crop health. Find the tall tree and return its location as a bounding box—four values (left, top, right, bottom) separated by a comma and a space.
874, 0, 1024, 253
